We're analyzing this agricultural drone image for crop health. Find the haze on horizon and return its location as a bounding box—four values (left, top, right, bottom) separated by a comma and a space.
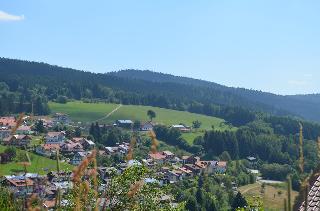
1, 0, 320, 95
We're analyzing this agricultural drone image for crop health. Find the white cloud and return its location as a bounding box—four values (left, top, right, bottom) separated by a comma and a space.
0, 10, 24, 21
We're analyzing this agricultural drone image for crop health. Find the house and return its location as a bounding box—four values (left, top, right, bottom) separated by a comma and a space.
105, 147, 120, 157
5, 177, 34, 195
140, 122, 154, 131
141, 159, 156, 168
165, 171, 182, 183
115, 120, 133, 128
98, 167, 118, 180
246, 156, 258, 168
36, 144, 60, 157
0, 129, 11, 141
72, 137, 95, 149
162, 151, 175, 160
71, 137, 85, 143
184, 164, 203, 175
81, 139, 95, 150
53, 113, 71, 125
148, 152, 167, 164
195, 161, 209, 169
16, 125, 33, 135
181, 155, 201, 164
70, 151, 90, 165
45, 132, 65, 145
179, 167, 193, 177
127, 159, 142, 167
38, 118, 54, 129
118, 143, 130, 154
206, 161, 218, 174
215, 161, 227, 174
171, 125, 191, 133
0, 117, 16, 129
60, 141, 84, 153
3, 135, 32, 147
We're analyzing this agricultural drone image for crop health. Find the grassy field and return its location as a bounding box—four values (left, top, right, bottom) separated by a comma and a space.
239, 183, 298, 210
49, 101, 234, 131
181, 131, 204, 144
0, 145, 73, 175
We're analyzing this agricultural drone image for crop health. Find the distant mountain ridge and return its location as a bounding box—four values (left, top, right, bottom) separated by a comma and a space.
0, 57, 319, 122
110, 69, 320, 122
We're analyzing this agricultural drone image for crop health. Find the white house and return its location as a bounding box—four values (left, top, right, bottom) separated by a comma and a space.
140, 122, 154, 131
16, 125, 33, 135
70, 151, 90, 165
171, 125, 191, 133
45, 132, 65, 145
36, 144, 60, 157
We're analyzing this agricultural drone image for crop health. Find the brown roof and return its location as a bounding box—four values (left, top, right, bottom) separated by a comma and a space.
179, 167, 193, 174
72, 137, 85, 143
4, 135, 31, 142
42, 144, 60, 150
7, 178, 34, 187
47, 132, 64, 137
61, 142, 83, 151
149, 152, 166, 160
195, 161, 209, 169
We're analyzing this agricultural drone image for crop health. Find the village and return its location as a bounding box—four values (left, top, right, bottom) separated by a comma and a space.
0, 113, 233, 210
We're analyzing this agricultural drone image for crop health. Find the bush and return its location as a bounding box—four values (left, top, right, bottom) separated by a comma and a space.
260, 163, 292, 181
56, 95, 68, 104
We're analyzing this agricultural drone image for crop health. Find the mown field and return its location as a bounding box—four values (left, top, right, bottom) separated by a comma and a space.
239, 183, 298, 211
0, 145, 73, 175
49, 101, 234, 131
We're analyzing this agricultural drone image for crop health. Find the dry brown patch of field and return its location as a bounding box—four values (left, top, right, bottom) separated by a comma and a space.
239, 183, 298, 211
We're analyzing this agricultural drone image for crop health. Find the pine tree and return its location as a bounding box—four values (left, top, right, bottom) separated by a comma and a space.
232, 192, 247, 210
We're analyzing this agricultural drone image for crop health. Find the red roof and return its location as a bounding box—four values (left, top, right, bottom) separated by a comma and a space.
0, 117, 16, 127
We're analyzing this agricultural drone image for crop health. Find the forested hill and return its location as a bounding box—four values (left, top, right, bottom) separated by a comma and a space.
0, 57, 319, 123
110, 70, 320, 122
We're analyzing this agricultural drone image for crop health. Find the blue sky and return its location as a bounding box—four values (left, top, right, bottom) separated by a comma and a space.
1, 0, 320, 95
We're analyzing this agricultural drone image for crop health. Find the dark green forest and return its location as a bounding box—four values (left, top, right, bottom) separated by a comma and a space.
1, 58, 320, 125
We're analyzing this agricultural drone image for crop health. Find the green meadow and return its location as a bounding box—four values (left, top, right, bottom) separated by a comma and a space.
0, 145, 73, 176
49, 101, 234, 131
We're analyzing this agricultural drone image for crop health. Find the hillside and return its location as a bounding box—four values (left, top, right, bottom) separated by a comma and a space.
49, 101, 233, 131
0, 145, 73, 175
0, 58, 320, 122
111, 70, 320, 122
